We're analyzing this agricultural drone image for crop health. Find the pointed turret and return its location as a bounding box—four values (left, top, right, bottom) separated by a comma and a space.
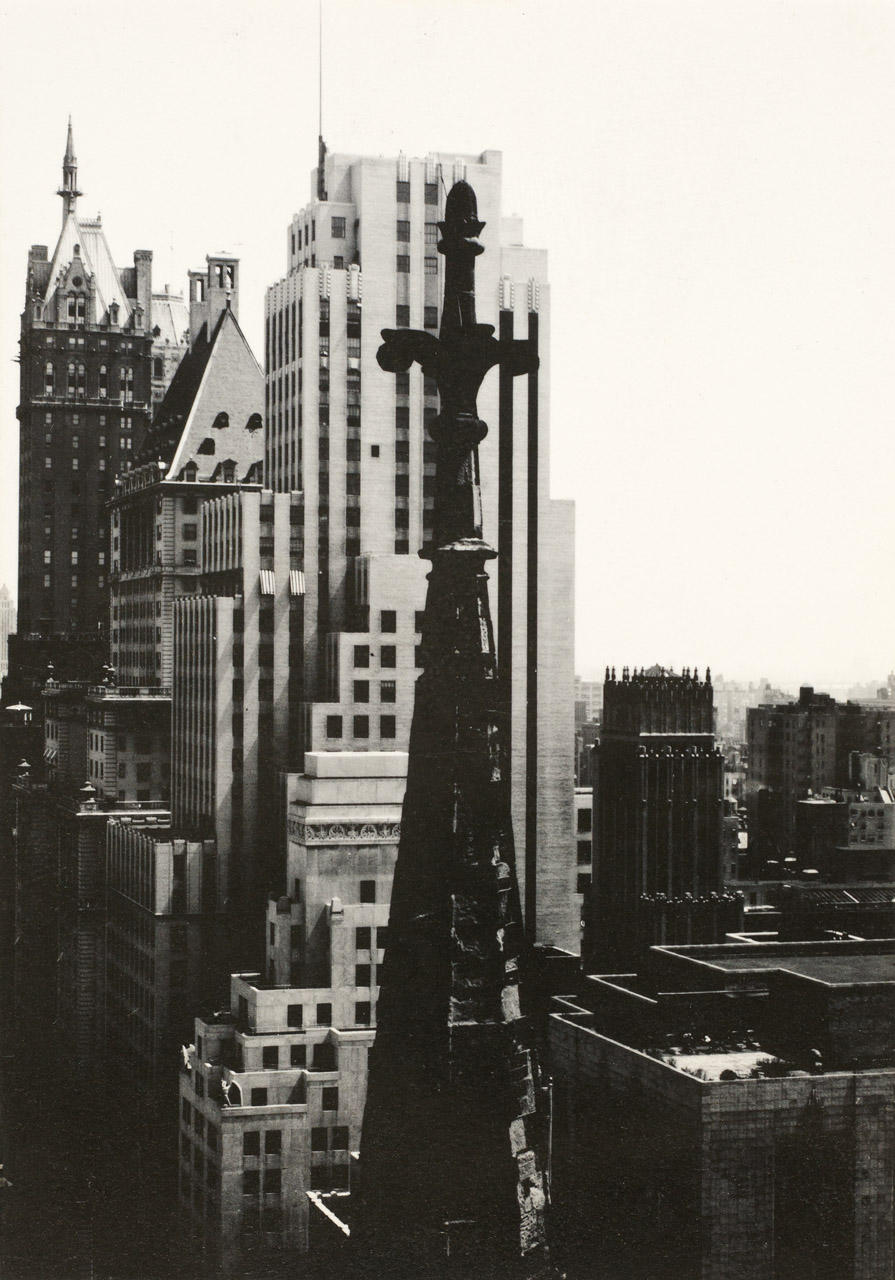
57, 117, 82, 219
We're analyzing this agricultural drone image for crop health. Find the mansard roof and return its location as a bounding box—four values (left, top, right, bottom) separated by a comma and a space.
43, 211, 134, 323
135, 304, 263, 482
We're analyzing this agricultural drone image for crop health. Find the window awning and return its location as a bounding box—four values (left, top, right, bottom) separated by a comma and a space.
289, 570, 306, 597
259, 570, 276, 596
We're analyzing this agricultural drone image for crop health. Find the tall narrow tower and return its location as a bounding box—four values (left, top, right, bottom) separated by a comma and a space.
352, 183, 555, 1278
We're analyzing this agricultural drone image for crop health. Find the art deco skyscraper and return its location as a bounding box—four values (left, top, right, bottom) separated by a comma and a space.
265, 148, 577, 948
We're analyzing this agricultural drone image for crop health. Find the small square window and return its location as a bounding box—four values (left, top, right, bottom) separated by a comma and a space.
425, 182, 438, 204
396, 219, 410, 242
265, 1129, 282, 1154
311, 1127, 328, 1152
353, 715, 369, 738
576, 874, 591, 895
356, 926, 371, 949
425, 221, 437, 244
396, 255, 410, 274
424, 257, 438, 275
577, 809, 593, 834
380, 645, 396, 669
371, 444, 380, 457
424, 306, 438, 329
354, 645, 370, 668
380, 610, 397, 633
287, 1004, 303, 1028
326, 715, 343, 738
376, 926, 389, 950
316, 1002, 333, 1026
290, 1044, 306, 1067
243, 1170, 260, 1195
331, 216, 346, 238
353, 680, 369, 703
395, 304, 410, 327
380, 715, 396, 739
355, 964, 371, 987
250, 1088, 268, 1106
264, 1168, 282, 1195
414, 610, 426, 632
380, 680, 396, 703
360, 880, 376, 904
577, 841, 592, 865
396, 178, 410, 202
322, 1086, 339, 1111
332, 1126, 349, 1149
243, 1130, 260, 1156
355, 1002, 371, 1026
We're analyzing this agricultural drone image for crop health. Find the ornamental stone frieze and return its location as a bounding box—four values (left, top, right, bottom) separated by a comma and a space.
286, 818, 401, 845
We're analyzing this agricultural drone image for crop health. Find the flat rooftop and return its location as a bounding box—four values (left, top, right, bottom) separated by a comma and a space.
658, 940, 895, 987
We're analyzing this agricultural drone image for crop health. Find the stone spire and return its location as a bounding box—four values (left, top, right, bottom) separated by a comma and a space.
352, 182, 555, 1278
57, 116, 82, 219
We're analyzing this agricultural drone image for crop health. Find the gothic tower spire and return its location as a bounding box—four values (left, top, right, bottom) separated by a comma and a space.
58, 116, 82, 219
352, 182, 555, 1278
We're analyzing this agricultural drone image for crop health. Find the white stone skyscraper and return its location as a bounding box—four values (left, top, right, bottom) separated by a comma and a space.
265, 148, 577, 950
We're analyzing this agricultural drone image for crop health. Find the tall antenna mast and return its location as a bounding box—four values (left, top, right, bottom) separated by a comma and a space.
317, 0, 327, 200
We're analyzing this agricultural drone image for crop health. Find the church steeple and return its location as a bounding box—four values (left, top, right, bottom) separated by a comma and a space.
57, 117, 82, 219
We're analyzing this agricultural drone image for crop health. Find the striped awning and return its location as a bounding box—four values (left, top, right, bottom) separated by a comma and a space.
43, 744, 58, 763
259, 570, 276, 596
289, 570, 306, 597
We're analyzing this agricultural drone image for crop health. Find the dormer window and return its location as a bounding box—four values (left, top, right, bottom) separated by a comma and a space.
212, 412, 229, 430
246, 413, 262, 432
197, 438, 215, 456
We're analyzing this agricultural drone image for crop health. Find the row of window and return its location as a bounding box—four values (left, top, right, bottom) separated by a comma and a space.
396, 220, 438, 244
396, 256, 438, 275
396, 179, 440, 204
326, 714, 397, 739
43, 362, 134, 400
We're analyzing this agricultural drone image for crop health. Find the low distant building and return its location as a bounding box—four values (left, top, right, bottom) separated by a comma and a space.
551, 938, 895, 1280
177, 751, 404, 1274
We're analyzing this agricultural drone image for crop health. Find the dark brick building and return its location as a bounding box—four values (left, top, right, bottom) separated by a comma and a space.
583, 665, 732, 970
11, 124, 184, 704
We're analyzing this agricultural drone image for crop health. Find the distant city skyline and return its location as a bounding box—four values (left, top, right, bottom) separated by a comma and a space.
2, 0, 895, 684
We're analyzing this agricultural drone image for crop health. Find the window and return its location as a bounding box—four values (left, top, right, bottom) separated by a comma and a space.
576, 808, 592, 834
370, 444, 380, 458
425, 181, 438, 204
43, 549, 51, 565
425, 221, 438, 244
395, 406, 410, 430
396, 255, 410, 274
353, 680, 369, 703
360, 880, 376, 904
395, 475, 409, 497
376, 926, 389, 949
290, 1043, 306, 1067
396, 178, 410, 202
576, 874, 591, 895
353, 645, 370, 668
182, 524, 197, 540
356, 926, 371, 950
414, 610, 426, 632
250, 1088, 268, 1106
311, 1127, 327, 1152
424, 257, 438, 276
322, 1086, 339, 1111
380, 645, 396, 668
98, 364, 108, 398
395, 304, 410, 327
242, 1170, 260, 1195
264, 1169, 281, 1194
353, 715, 369, 738
333, 256, 344, 270
243, 1131, 260, 1156
396, 371, 410, 395
577, 842, 591, 865
325, 715, 342, 738
331, 216, 346, 238
424, 305, 438, 329
396, 219, 410, 242
287, 1004, 302, 1028
380, 680, 396, 703
380, 715, 396, 739
316, 1002, 332, 1025
355, 1002, 371, 1026
355, 964, 371, 987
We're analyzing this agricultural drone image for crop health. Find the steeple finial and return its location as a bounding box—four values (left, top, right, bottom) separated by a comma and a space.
58, 116, 82, 218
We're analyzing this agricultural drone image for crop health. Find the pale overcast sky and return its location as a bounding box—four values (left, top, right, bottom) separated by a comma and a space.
1, 0, 893, 688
